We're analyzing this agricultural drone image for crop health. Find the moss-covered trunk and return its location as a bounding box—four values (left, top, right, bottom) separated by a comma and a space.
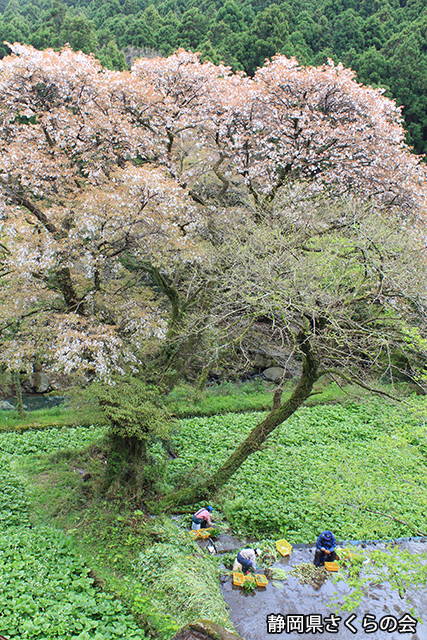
105, 433, 148, 488
162, 337, 320, 508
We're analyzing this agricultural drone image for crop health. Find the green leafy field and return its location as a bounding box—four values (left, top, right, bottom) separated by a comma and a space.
0, 528, 145, 639
167, 400, 427, 542
0, 424, 232, 639
0, 426, 147, 640
2, 398, 427, 638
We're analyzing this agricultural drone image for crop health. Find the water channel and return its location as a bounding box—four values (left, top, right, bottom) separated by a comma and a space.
200, 534, 427, 640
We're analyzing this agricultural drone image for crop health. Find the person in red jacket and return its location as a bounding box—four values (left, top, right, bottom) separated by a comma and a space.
191, 506, 213, 530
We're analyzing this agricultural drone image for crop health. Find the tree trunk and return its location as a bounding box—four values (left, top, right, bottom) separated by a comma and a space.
161, 337, 320, 509
150, 266, 182, 330
14, 371, 24, 419
196, 366, 209, 394
272, 386, 283, 410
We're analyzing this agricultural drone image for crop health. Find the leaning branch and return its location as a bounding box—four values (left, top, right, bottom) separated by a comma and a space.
212, 154, 230, 197
0, 180, 59, 235
0, 306, 52, 335
318, 368, 412, 404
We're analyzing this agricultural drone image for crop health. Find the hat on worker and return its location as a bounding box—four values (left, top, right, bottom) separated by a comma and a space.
255, 548, 262, 556
207, 506, 213, 512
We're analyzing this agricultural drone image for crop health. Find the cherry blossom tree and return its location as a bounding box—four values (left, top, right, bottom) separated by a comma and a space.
208, 56, 427, 214
0, 44, 206, 380
1, 43, 426, 389
1, 43, 427, 502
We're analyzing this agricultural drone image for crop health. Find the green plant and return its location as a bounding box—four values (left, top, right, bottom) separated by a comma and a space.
271, 568, 288, 581
241, 578, 256, 594
332, 546, 427, 615
82, 377, 175, 490
166, 400, 427, 541
258, 541, 278, 566
134, 519, 231, 628
290, 563, 329, 588
0, 526, 146, 639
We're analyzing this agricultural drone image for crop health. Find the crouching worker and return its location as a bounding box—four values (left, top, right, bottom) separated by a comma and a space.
313, 530, 337, 567
191, 506, 213, 530
235, 548, 261, 575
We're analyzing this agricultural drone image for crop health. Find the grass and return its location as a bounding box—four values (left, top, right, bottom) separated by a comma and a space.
0, 378, 405, 431
165, 379, 275, 417
0, 379, 287, 431
0, 404, 84, 431
134, 519, 231, 628
145, 377, 375, 419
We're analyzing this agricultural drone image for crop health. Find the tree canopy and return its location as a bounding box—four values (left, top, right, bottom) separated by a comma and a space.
2, 0, 427, 154
0, 44, 426, 379
161, 192, 427, 504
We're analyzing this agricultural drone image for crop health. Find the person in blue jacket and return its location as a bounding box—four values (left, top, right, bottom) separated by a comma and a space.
313, 530, 337, 567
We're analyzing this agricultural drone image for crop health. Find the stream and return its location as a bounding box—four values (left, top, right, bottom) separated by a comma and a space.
5, 395, 67, 411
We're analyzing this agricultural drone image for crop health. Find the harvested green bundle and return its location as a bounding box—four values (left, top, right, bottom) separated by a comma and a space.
290, 563, 329, 589
258, 540, 278, 566
271, 567, 288, 581
242, 580, 256, 594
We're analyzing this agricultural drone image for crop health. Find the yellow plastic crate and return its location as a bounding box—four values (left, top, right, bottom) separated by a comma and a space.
232, 572, 246, 587
189, 527, 215, 541
255, 574, 268, 587
233, 572, 256, 587
325, 561, 339, 572
276, 539, 292, 557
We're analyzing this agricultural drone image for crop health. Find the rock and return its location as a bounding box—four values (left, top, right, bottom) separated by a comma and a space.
171, 620, 244, 640
33, 371, 50, 393
0, 400, 15, 411
262, 366, 288, 382
210, 533, 245, 555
